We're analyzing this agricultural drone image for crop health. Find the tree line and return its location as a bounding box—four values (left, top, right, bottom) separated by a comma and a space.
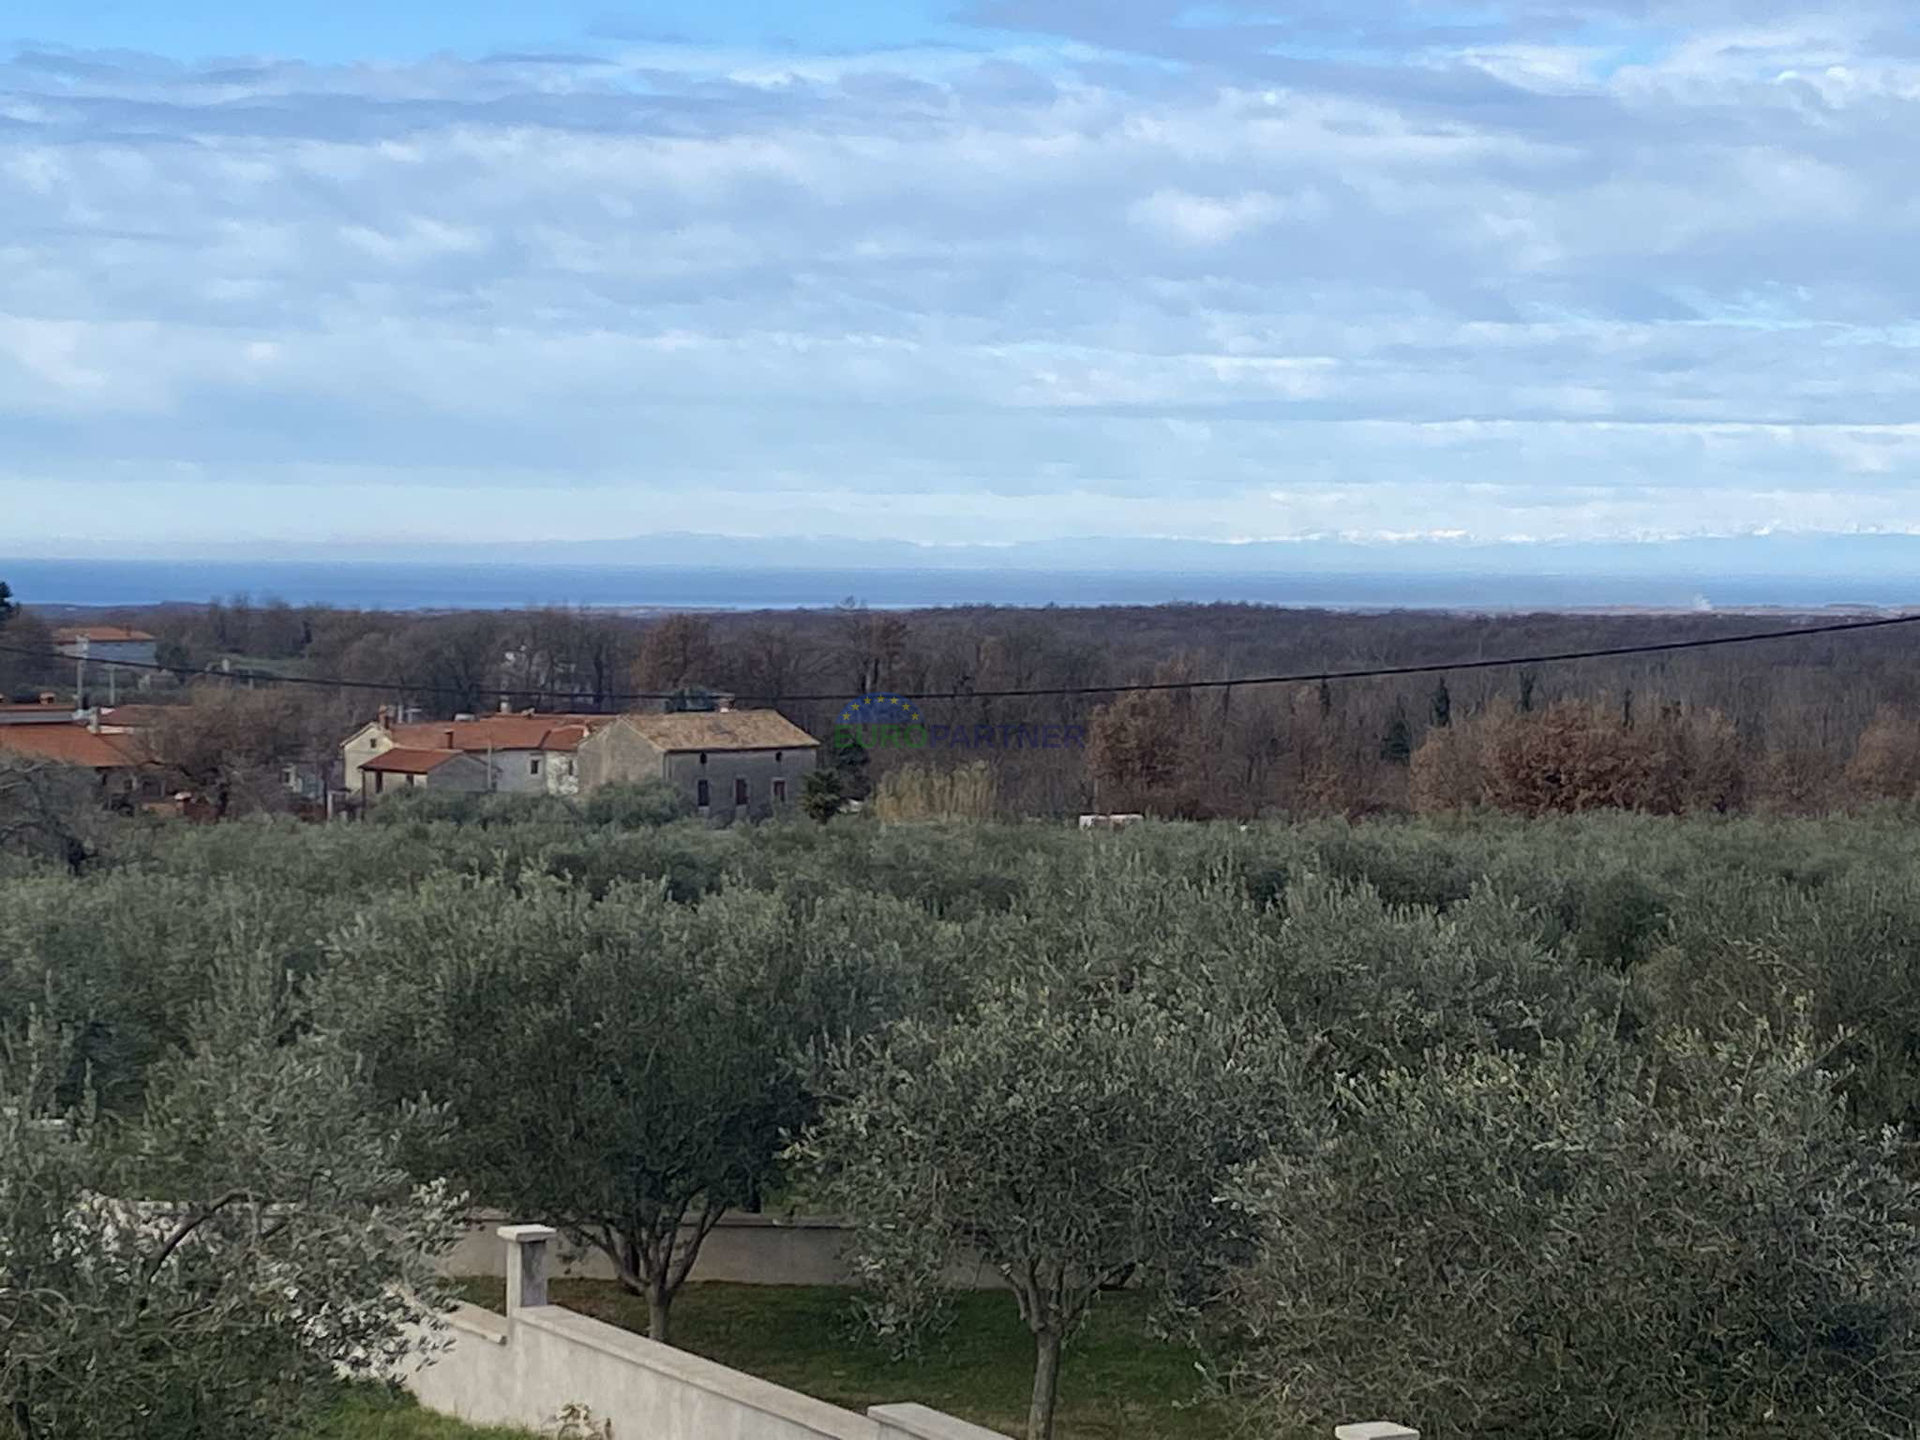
6, 578, 1920, 821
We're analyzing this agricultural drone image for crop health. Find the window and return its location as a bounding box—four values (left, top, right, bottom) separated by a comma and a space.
696, 778, 710, 808
773, 778, 787, 803
734, 777, 749, 807
775, 751, 783, 764
530, 756, 541, 776
698, 752, 708, 766
374, 772, 385, 795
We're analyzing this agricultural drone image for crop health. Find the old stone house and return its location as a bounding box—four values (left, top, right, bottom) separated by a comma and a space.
576, 710, 819, 821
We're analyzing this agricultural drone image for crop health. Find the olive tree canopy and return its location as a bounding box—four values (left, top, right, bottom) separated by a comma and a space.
798, 981, 1302, 1440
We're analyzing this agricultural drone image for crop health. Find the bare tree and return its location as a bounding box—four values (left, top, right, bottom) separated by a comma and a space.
0, 755, 104, 873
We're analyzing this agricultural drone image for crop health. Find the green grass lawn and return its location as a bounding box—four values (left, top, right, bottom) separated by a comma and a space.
456, 1278, 1240, 1440
308, 1387, 539, 1440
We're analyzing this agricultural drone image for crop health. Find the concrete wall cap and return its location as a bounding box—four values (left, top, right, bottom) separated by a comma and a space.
496, 1223, 558, 1243
1335, 1425, 1420, 1440
870, 1401, 1014, 1439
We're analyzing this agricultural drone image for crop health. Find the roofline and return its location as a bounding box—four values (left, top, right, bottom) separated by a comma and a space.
599, 713, 819, 754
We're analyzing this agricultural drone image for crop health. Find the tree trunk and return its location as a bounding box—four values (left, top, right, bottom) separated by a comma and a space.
647, 1282, 673, 1346
616, 1234, 646, 1297
1027, 1327, 1062, 1440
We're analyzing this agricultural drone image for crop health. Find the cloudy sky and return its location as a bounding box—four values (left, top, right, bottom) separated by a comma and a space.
3, 1, 1918, 559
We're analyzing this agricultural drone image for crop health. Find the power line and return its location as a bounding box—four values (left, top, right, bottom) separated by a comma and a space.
1, 610, 1915, 708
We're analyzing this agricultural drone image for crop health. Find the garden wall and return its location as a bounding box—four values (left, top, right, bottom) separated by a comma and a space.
405, 1224, 1012, 1440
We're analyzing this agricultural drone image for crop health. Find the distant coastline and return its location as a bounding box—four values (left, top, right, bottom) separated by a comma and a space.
2, 557, 1913, 615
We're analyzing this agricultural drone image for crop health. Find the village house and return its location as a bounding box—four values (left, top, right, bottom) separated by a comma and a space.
340, 709, 619, 803
576, 709, 819, 821
0, 709, 161, 803
52, 626, 159, 668
355, 747, 492, 804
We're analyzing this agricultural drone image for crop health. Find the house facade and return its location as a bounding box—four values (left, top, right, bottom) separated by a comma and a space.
53, 627, 159, 669
576, 710, 818, 822
341, 711, 616, 802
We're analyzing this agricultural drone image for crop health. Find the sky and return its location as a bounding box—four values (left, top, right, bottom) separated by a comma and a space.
3, 1, 1920, 559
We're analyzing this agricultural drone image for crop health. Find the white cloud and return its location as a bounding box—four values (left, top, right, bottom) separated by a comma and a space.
1, 6, 1918, 550
1129, 188, 1293, 246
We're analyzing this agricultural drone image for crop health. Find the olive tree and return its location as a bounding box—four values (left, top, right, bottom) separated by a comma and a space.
321, 876, 924, 1346
1, 960, 463, 1440
796, 983, 1302, 1440
1228, 1018, 1920, 1439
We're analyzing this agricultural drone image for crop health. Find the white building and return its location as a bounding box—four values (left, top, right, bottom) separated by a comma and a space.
340, 709, 618, 803
53, 626, 159, 669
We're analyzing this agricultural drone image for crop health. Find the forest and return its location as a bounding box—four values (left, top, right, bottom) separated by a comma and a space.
6, 586, 1920, 820
6, 799, 1920, 1439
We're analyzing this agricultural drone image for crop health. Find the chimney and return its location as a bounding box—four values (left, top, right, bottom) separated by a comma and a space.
500, 699, 512, 714
444, 727, 456, 750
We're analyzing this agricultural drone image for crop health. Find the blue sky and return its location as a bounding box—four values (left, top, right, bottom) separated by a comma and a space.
3, 1, 1920, 558
0, 2, 965, 64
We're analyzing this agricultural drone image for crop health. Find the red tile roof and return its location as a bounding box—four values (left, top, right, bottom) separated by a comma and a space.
386, 714, 615, 755
360, 747, 468, 775
54, 626, 156, 644
0, 725, 149, 769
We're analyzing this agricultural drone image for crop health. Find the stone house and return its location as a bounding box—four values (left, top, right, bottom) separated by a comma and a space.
576, 710, 819, 821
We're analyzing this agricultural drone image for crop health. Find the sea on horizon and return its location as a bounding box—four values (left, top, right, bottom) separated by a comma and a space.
0, 557, 1906, 614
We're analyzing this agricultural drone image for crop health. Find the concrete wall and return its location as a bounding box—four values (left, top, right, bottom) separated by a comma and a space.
443, 1212, 1006, 1291
405, 1225, 1013, 1440
577, 720, 661, 793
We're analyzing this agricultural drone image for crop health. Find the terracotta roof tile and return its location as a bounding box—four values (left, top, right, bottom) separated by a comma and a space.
386, 713, 615, 755
0, 725, 149, 769
360, 747, 469, 775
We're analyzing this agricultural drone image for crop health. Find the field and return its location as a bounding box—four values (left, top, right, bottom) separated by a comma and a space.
456, 1279, 1233, 1440
310, 1390, 536, 1440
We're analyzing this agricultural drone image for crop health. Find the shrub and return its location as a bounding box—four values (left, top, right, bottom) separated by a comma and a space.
581, 780, 690, 827
1229, 1020, 1920, 1439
